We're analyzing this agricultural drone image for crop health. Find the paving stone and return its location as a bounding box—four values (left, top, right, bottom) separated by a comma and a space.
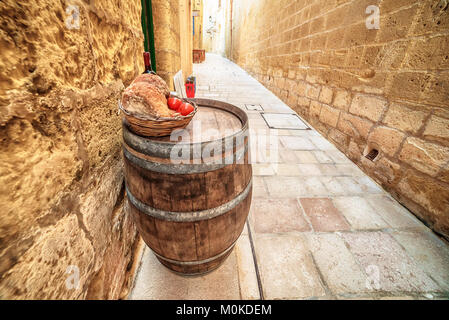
335, 177, 365, 194
327, 150, 352, 163
253, 163, 277, 176
298, 163, 323, 176
294, 151, 318, 163
309, 136, 337, 150
275, 164, 302, 176
246, 112, 263, 120
250, 136, 280, 164
280, 136, 316, 150
366, 195, 424, 229
130, 247, 241, 300
288, 129, 320, 136
302, 177, 329, 196
274, 129, 296, 136
336, 164, 365, 176
263, 104, 294, 113
333, 197, 389, 230
320, 176, 346, 195
299, 198, 350, 232
234, 235, 260, 299
254, 234, 326, 299
249, 119, 269, 129
354, 176, 383, 193
391, 230, 449, 291
313, 151, 334, 163
251, 198, 310, 233
252, 176, 268, 197
341, 231, 440, 293
262, 113, 309, 129
265, 176, 305, 197
306, 233, 368, 294
318, 164, 339, 175
279, 148, 299, 163
330, 164, 365, 177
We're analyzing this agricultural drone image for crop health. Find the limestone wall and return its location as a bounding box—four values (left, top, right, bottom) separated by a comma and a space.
230, 0, 449, 239
152, 0, 193, 87
203, 0, 229, 55
193, 0, 204, 50
0, 0, 144, 299
179, 0, 194, 79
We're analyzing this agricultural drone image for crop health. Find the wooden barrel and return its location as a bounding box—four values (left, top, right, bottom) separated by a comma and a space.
123, 98, 252, 275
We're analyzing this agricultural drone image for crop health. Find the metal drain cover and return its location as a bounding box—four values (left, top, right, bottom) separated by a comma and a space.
261, 113, 309, 130
245, 104, 263, 111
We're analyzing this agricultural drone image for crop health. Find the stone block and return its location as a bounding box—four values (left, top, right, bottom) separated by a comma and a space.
280, 136, 316, 150
129, 247, 241, 300
398, 137, 449, 176
423, 115, 449, 144
299, 198, 350, 232
403, 35, 449, 70
306, 84, 321, 99
264, 176, 305, 197
397, 170, 449, 236
367, 126, 406, 156
341, 231, 440, 292
319, 86, 334, 104
337, 112, 373, 140
377, 5, 419, 43
366, 195, 422, 229
0, 215, 95, 299
349, 94, 387, 121
328, 128, 349, 148
387, 71, 431, 102
382, 103, 427, 134
391, 230, 449, 291
306, 233, 368, 295
333, 196, 389, 230
254, 234, 325, 299
319, 104, 340, 127
295, 150, 319, 163
251, 198, 310, 233
234, 235, 260, 299
310, 100, 323, 118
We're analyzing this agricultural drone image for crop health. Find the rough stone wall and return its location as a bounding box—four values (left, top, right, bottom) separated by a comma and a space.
203, 0, 229, 55
179, 0, 194, 79
230, 0, 449, 239
152, 0, 182, 89
193, 0, 204, 50
0, 0, 144, 299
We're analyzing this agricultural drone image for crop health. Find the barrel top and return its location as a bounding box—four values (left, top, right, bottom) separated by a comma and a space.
124, 98, 248, 144
156, 106, 242, 143
156, 106, 243, 144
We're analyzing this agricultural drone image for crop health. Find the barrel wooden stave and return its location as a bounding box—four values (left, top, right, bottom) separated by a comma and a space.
124, 157, 251, 212
128, 189, 251, 261
123, 99, 252, 275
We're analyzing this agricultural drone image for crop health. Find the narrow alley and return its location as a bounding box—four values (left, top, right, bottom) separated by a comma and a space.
1, 0, 449, 303
130, 54, 449, 300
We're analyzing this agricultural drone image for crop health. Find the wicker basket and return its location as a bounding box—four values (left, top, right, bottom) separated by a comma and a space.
118, 98, 198, 137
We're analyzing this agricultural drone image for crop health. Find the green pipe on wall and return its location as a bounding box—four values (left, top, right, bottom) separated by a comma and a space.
141, 0, 157, 72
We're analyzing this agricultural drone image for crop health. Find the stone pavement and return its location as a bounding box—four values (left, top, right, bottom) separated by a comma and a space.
129, 54, 449, 300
